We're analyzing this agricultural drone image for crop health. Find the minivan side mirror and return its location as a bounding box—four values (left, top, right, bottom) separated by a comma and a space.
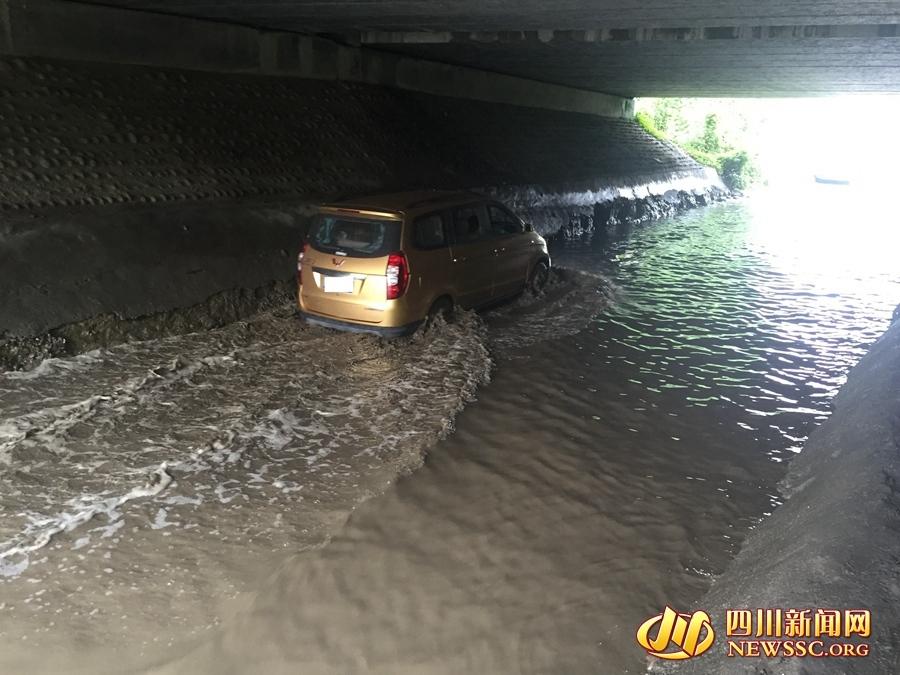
525, 222, 534, 232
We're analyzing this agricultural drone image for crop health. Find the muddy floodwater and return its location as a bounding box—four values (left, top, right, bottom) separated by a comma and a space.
1, 186, 898, 674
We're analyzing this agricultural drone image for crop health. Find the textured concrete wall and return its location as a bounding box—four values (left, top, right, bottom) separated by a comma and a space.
0, 55, 712, 354
0, 56, 698, 214
0, 200, 312, 340
0, 0, 632, 118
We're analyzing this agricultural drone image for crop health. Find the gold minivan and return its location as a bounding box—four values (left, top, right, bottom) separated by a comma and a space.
297, 191, 550, 336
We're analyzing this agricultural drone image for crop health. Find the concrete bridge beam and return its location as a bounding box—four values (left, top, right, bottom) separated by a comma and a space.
0, 0, 633, 118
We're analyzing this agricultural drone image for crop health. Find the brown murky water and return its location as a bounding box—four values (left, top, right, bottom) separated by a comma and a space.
2, 187, 898, 674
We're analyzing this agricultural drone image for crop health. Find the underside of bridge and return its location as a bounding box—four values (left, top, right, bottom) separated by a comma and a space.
3, 4, 900, 674
71, 0, 900, 96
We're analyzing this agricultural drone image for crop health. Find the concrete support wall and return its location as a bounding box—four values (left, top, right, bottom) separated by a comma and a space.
0, 53, 715, 356
0, 55, 700, 216
1, 200, 311, 340
0, 0, 632, 118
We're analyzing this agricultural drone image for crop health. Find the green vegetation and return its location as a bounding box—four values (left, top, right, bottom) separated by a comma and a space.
635, 100, 759, 191
635, 111, 666, 141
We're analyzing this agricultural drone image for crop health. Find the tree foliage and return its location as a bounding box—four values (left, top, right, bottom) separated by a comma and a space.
635, 100, 760, 191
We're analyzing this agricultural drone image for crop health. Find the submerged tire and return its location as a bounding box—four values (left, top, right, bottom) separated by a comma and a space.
423, 297, 455, 332
528, 260, 550, 294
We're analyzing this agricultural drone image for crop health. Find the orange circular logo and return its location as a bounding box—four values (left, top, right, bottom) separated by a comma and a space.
636, 607, 716, 660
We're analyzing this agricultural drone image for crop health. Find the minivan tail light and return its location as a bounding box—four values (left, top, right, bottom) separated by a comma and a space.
297, 243, 309, 287
386, 252, 409, 300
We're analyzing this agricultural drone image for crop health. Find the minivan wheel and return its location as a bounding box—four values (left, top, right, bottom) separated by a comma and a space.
528, 260, 550, 294
423, 297, 454, 332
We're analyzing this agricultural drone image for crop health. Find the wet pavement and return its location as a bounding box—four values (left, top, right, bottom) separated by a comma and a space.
1, 186, 898, 673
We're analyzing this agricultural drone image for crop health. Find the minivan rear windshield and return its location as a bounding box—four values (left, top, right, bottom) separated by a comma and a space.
308, 215, 401, 258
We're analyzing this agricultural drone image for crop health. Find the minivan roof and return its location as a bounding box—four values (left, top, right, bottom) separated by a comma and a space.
321, 190, 487, 215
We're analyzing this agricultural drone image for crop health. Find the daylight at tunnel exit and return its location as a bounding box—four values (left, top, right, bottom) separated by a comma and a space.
1, 1, 900, 674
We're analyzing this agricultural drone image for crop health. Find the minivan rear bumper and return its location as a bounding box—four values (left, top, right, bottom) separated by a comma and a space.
298, 310, 421, 338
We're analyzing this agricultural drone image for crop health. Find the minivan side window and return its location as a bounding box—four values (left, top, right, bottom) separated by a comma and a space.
413, 212, 447, 250
488, 204, 524, 236
452, 206, 488, 244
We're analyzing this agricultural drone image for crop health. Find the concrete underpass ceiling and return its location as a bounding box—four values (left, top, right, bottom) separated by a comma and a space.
74, 1, 900, 96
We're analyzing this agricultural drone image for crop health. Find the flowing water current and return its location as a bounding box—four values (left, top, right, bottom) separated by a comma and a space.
1, 187, 898, 674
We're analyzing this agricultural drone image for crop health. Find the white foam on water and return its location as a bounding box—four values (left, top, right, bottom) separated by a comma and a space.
0, 463, 173, 576
486, 268, 617, 352
2, 350, 104, 381
0, 353, 236, 468
0, 299, 538, 579
150, 508, 175, 530
0, 395, 109, 466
